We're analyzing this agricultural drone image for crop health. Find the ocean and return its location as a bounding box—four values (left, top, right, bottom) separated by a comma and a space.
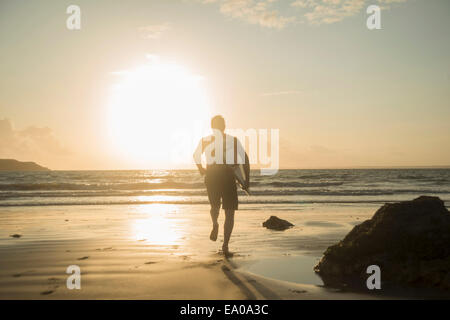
1, 169, 449, 208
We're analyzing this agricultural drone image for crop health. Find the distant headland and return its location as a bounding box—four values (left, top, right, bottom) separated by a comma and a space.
0, 159, 50, 171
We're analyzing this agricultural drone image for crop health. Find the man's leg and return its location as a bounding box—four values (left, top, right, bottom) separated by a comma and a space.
206, 172, 221, 242
222, 209, 235, 254
210, 206, 220, 241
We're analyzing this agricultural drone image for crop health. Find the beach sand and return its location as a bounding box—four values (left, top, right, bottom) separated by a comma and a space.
0, 203, 386, 299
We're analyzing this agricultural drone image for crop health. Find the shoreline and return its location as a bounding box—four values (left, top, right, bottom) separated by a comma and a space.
1, 202, 448, 299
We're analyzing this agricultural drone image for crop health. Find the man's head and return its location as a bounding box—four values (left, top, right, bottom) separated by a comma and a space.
211, 115, 225, 133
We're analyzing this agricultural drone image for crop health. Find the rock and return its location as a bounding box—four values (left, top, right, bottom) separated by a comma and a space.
263, 216, 294, 230
10, 234, 22, 238
314, 196, 450, 291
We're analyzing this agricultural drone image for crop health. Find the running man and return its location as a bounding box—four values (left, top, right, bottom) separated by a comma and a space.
193, 115, 250, 256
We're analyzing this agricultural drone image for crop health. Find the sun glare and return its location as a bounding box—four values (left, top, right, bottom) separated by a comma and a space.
131, 204, 185, 246
107, 58, 211, 167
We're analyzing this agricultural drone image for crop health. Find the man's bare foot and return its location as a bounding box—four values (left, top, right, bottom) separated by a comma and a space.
222, 245, 233, 257
210, 223, 219, 241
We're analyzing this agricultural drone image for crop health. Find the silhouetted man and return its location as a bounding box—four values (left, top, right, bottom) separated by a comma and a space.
193, 115, 249, 256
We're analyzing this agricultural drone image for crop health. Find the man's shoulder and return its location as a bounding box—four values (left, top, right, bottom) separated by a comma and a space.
199, 134, 241, 144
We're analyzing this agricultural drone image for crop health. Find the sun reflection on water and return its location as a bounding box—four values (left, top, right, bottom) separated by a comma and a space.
131, 204, 185, 246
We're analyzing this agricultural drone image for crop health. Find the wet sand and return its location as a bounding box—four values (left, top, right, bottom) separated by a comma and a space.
0, 203, 385, 299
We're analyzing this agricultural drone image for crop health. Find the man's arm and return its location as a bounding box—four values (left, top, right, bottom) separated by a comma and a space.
193, 139, 206, 176
195, 163, 206, 176
244, 152, 250, 190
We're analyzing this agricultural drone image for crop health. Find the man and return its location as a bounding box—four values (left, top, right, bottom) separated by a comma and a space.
193, 115, 250, 256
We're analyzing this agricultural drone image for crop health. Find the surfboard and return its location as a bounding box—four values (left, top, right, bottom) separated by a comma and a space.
233, 164, 250, 195
229, 136, 250, 195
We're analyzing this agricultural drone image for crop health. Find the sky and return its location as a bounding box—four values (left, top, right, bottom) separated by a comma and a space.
0, 0, 449, 170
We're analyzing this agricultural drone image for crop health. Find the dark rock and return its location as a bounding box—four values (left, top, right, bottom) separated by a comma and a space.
314, 196, 450, 291
10, 234, 22, 238
263, 216, 294, 231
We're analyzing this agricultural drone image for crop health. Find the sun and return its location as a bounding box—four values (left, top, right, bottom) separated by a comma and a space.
106, 57, 211, 167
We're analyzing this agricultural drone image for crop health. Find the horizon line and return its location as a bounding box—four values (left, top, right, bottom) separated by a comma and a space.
45, 165, 450, 171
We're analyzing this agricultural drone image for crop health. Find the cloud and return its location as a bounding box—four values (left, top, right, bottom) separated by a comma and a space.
377, 0, 407, 3
0, 118, 69, 164
138, 23, 171, 39
376, 0, 407, 10
197, 0, 295, 29
197, 0, 410, 27
291, 0, 366, 25
291, 0, 409, 25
